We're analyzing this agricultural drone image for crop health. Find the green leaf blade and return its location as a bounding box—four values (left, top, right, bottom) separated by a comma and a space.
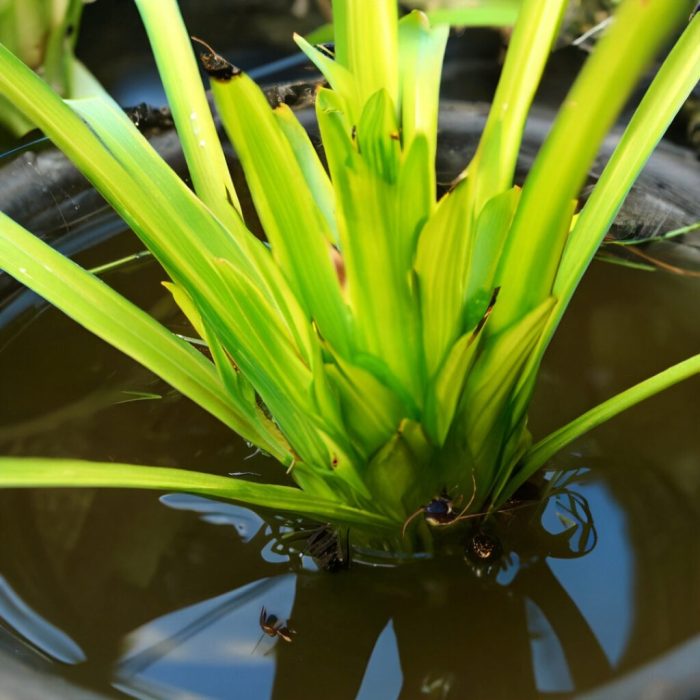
398, 10, 448, 199
208, 69, 352, 357
134, 0, 243, 218
491, 0, 696, 334
0, 458, 396, 530
514, 353, 700, 499
415, 180, 473, 377
0, 212, 287, 457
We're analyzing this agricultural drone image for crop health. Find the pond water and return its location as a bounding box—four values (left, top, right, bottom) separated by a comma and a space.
1, 224, 700, 699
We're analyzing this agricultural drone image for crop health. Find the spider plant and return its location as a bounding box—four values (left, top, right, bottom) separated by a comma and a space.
0, 0, 698, 547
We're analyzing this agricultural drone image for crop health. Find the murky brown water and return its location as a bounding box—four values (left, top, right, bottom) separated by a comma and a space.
1, 224, 699, 699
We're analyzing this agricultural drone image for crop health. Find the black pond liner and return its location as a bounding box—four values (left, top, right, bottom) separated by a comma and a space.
1, 100, 700, 699
1, 98, 698, 287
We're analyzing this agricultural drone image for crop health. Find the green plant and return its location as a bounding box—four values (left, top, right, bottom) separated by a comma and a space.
0, 0, 698, 547
305, 0, 523, 43
0, 0, 103, 136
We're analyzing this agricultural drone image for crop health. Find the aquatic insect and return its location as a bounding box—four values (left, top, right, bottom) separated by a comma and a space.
258, 607, 295, 643
402, 475, 477, 536
465, 529, 502, 564
422, 494, 459, 526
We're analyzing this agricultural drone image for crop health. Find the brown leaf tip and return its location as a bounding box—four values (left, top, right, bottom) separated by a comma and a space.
191, 36, 241, 81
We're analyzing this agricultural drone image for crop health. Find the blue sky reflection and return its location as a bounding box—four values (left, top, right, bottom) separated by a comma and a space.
115, 574, 297, 700
530, 478, 633, 693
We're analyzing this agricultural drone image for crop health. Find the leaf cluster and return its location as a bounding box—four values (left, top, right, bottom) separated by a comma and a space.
0, 0, 698, 542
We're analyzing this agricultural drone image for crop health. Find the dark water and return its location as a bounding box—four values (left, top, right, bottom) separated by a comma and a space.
0, 227, 699, 699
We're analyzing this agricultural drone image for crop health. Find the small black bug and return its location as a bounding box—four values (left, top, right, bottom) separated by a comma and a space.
423, 495, 458, 527
402, 475, 477, 536
465, 530, 502, 564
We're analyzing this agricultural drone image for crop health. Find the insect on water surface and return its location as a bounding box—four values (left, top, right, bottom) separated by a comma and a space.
259, 607, 295, 643
402, 474, 478, 536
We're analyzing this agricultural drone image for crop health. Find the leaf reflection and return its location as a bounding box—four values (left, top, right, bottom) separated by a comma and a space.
267, 475, 609, 699
0, 472, 633, 699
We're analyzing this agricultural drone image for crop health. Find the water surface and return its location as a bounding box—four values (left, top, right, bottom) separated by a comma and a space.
1, 228, 699, 699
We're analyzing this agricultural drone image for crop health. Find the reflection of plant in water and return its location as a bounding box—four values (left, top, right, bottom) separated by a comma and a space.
460, 469, 597, 583
111, 475, 607, 698
0, 0, 699, 550
266, 474, 610, 698
2, 461, 698, 697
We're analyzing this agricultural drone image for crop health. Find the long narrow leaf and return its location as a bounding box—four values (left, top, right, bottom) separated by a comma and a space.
513, 353, 700, 497
398, 11, 448, 202
491, 0, 695, 333
553, 13, 700, 338
334, 0, 399, 117
0, 459, 396, 530
0, 212, 289, 458
135, 0, 243, 218
274, 103, 339, 245
424, 5, 520, 28
510, 12, 700, 421
461, 0, 567, 220
293, 33, 358, 118
415, 180, 471, 373
205, 62, 353, 356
